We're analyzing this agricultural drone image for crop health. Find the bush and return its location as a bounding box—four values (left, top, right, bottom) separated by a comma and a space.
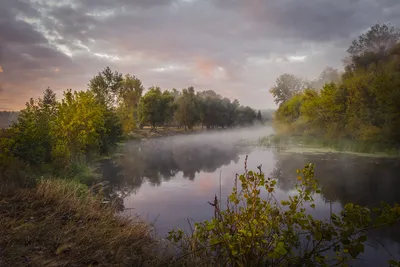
0, 155, 36, 194
56, 158, 100, 185
168, 158, 400, 266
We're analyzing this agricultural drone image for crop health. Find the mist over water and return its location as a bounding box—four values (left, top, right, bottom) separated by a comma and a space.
102, 126, 400, 267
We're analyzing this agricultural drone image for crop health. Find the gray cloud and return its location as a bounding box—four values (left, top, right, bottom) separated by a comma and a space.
0, 0, 399, 110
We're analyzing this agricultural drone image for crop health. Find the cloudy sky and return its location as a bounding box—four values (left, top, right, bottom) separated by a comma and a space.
0, 0, 399, 110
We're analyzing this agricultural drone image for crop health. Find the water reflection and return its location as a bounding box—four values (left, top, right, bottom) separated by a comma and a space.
101, 130, 400, 266
101, 129, 264, 196
271, 153, 400, 207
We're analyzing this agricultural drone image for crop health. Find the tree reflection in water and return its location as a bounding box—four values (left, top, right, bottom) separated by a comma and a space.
101, 137, 251, 197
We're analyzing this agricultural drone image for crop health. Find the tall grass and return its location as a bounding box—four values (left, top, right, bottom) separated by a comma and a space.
0, 179, 160, 267
56, 157, 100, 184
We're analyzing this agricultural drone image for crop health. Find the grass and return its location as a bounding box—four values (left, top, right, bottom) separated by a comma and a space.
0, 179, 161, 267
57, 159, 100, 184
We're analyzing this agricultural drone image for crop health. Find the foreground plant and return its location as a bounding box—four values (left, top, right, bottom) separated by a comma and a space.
0, 179, 158, 267
168, 157, 400, 266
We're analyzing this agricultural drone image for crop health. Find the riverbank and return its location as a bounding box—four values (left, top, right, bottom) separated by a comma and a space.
259, 134, 400, 157
127, 126, 203, 139
0, 179, 163, 267
127, 125, 269, 140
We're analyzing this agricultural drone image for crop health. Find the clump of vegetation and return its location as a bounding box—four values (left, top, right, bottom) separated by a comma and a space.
167, 157, 400, 266
138, 86, 262, 131
271, 23, 400, 148
0, 179, 158, 267
0, 65, 263, 188
259, 135, 400, 156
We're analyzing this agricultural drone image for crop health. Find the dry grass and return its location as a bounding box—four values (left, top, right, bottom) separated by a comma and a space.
0, 179, 160, 267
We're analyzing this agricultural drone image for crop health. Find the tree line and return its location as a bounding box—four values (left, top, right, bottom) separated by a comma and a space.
271, 23, 400, 145
0, 68, 262, 168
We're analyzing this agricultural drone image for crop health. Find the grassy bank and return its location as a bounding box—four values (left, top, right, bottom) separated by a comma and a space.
259, 134, 400, 157
128, 126, 203, 139
127, 125, 261, 139
0, 179, 160, 267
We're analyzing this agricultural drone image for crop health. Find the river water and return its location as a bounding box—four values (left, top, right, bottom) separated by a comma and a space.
102, 126, 400, 266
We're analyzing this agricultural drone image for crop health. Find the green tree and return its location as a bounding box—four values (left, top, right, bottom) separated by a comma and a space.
346, 23, 400, 74
8, 88, 57, 164
222, 98, 240, 128
175, 87, 200, 130
138, 87, 175, 129
348, 23, 400, 57
88, 67, 124, 151
256, 110, 262, 122
272, 23, 400, 146
117, 74, 144, 135
52, 90, 106, 162
198, 91, 221, 129
235, 106, 257, 126
89, 66, 123, 108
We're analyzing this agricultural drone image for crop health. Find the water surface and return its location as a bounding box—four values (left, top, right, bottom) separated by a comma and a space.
103, 127, 400, 266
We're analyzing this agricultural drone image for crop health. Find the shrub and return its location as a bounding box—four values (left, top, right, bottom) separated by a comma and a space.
168, 158, 400, 266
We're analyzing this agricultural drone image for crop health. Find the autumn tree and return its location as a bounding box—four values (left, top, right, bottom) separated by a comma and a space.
117, 74, 144, 135
272, 23, 400, 145
52, 90, 106, 162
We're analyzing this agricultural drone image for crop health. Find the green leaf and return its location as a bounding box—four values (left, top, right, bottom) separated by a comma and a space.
359, 235, 367, 242
315, 231, 323, 241
275, 241, 288, 256
206, 222, 215, 231
344, 203, 354, 211
349, 243, 364, 258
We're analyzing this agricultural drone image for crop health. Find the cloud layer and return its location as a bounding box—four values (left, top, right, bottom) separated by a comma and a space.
0, 0, 399, 110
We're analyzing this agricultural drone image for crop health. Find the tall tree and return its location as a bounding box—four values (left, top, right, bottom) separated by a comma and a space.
256, 110, 262, 122
347, 23, 400, 57
345, 23, 400, 73
117, 74, 144, 135
138, 87, 175, 129
270, 74, 306, 106
9, 88, 58, 164
89, 66, 123, 108
52, 90, 106, 161
175, 87, 200, 130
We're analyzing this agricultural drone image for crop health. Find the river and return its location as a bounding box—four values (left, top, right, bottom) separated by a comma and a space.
102, 126, 400, 266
